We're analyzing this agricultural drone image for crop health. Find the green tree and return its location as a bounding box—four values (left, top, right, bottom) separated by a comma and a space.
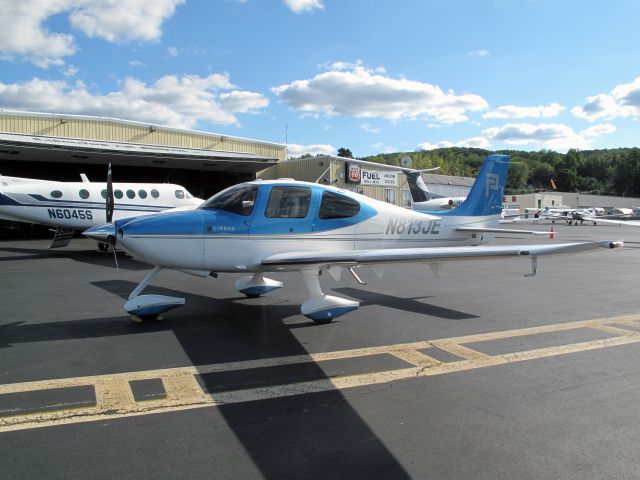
530, 162, 555, 189
555, 149, 581, 192
613, 149, 640, 196
507, 161, 529, 190
337, 147, 353, 158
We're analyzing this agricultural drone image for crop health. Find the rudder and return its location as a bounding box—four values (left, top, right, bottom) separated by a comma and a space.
437, 154, 510, 217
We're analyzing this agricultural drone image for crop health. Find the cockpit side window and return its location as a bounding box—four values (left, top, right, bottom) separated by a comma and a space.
318, 191, 361, 219
200, 184, 258, 216
265, 187, 311, 219
175, 190, 185, 199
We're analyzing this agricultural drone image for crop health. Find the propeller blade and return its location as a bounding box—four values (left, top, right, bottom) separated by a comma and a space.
106, 163, 114, 223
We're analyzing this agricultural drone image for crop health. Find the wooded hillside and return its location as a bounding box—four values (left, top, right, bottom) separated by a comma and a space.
359, 148, 640, 196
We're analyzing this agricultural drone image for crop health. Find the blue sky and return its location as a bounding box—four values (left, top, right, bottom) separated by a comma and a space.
1, 0, 639, 158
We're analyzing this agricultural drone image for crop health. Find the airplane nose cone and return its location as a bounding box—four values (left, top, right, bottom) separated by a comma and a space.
83, 223, 115, 242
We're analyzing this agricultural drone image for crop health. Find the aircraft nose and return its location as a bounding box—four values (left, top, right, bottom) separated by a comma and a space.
83, 223, 115, 242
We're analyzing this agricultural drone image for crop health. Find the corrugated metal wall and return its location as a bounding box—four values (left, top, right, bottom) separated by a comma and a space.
0, 112, 286, 161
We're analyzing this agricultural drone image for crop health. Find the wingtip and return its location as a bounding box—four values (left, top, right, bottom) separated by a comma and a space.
608, 240, 624, 249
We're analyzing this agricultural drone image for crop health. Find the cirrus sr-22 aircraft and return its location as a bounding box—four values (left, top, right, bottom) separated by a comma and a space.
85, 154, 623, 323
0, 167, 203, 248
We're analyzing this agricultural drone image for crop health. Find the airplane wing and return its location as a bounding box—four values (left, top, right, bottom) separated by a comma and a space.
261, 240, 622, 268
457, 226, 550, 235
581, 217, 640, 227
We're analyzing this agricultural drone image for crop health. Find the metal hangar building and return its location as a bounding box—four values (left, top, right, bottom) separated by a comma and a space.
259, 155, 474, 208
0, 110, 286, 199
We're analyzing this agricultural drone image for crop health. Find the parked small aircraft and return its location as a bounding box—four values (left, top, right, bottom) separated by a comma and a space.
0, 168, 203, 248
85, 154, 623, 323
402, 169, 466, 210
336, 156, 466, 210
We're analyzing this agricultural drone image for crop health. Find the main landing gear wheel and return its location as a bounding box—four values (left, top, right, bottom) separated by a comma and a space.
131, 314, 164, 323
98, 243, 109, 252
312, 317, 334, 325
299, 270, 359, 322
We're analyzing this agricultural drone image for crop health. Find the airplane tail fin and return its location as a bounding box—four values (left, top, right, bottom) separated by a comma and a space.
403, 169, 431, 202
437, 154, 510, 217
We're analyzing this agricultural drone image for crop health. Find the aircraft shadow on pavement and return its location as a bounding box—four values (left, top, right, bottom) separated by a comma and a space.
1, 278, 412, 478
0, 281, 409, 479
0, 246, 148, 270
333, 287, 478, 320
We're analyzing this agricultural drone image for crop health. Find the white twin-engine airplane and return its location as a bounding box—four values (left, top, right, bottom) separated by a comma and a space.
84, 154, 623, 323
402, 168, 466, 210
0, 168, 203, 248
343, 156, 466, 210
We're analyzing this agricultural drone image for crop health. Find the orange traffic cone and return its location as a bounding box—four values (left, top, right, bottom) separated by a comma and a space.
549, 226, 555, 239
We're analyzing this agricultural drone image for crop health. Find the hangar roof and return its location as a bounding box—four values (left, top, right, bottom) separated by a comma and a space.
0, 110, 284, 173
0, 132, 278, 173
422, 173, 475, 187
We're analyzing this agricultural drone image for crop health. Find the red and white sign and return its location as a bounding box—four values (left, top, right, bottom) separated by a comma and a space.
346, 162, 361, 183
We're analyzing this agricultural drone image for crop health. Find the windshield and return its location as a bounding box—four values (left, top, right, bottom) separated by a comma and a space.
200, 184, 258, 216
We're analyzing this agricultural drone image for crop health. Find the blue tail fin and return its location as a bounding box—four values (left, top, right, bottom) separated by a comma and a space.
437, 154, 510, 217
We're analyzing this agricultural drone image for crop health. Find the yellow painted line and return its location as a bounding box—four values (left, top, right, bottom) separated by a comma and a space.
588, 324, 640, 337
2, 314, 640, 433
388, 349, 440, 368
429, 342, 491, 361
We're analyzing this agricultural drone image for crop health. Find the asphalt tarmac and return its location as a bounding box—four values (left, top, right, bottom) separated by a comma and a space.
1, 223, 640, 479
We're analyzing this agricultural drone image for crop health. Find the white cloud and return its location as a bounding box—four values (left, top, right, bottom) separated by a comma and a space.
456, 136, 492, 148
468, 49, 491, 57
371, 142, 397, 153
418, 141, 454, 151
0, 74, 269, 129
284, 0, 324, 13
482, 123, 582, 149
128, 60, 146, 67
69, 0, 185, 43
219, 91, 269, 113
167, 46, 179, 57
581, 123, 617, 138
62, 65, 79, 77
272, 62, 488, 124
287, 143, 334, 158
0, 0, 183, 67
418, 136, 490, 150
419, 122, 616, 152
483, 102, 565, 119
572, 76, 640, 121
0, 0, 77, 68
361, 123, 380, 133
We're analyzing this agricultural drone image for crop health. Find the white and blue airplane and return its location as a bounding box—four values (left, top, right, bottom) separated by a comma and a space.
84, 154, 623, 323
0, 168, 203, 248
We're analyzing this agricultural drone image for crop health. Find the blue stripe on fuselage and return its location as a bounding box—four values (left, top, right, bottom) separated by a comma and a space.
0, 192, 22, 206
117, 184, 378, 236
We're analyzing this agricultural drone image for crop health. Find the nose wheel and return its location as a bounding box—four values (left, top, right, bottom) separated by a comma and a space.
236, 273, 283, 297
125, 266, 185, 321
